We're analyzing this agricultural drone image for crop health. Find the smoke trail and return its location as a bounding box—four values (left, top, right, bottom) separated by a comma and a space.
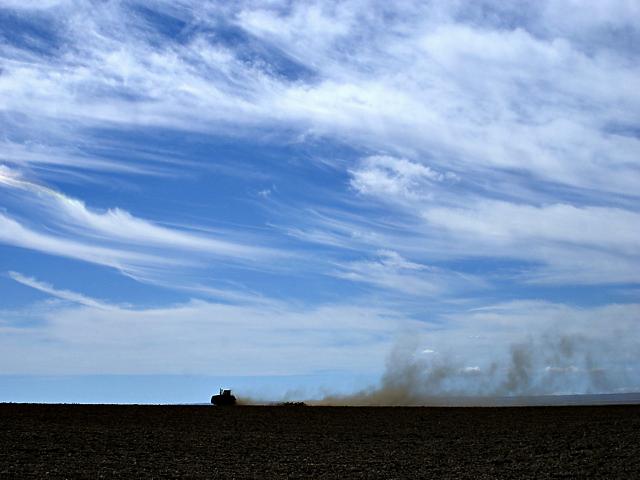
312, 332, 626, 406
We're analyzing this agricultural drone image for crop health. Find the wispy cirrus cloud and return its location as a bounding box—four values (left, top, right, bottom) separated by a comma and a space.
0, 140, 175, 178
0, 0, 68, 9
0, 212, 169, 273
332, 250, 482, 297
0, 165, 288, 291
1, 0, 638, 199
7, 271, 114, 310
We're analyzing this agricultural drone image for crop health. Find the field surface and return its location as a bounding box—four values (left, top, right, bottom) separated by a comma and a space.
1, 403, 639, 478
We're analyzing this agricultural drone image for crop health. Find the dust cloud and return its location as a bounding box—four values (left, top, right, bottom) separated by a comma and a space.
311, 332, 625, 406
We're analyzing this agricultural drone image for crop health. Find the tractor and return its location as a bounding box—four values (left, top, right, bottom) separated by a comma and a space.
211, 388, 237, 406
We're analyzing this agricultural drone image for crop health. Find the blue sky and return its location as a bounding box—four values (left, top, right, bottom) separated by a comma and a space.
0, 0, 639, 403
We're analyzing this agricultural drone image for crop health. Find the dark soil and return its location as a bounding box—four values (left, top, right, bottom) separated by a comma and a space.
1, 403, 639, 478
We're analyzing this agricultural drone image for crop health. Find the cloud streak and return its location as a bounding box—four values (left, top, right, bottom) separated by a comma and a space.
8, 271, 114, 310
0, 165, 287, 290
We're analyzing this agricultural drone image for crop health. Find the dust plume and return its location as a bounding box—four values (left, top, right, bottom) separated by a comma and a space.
312, 332, 627, 406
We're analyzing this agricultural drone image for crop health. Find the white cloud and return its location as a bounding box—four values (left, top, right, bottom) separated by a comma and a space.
0, 212, 166, 273
420, 200, 640, 284
333, 249, 481, 296
281, 187, 640, 286
8, 271, 114, 310
1, 0, 637, 199
0, 165, 281, 261
238, 4, 640, 197
423, 201, 640, 255
442, 300, 640, 361
0, 282, 409, 375
0, 140, 171, 177
0, 0, 68, 9
349, 155, 455, 200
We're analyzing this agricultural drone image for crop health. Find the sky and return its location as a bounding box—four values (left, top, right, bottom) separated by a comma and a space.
0, 0, 639, 403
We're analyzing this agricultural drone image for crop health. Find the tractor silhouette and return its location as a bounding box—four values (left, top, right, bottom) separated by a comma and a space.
211, 388, 236, 406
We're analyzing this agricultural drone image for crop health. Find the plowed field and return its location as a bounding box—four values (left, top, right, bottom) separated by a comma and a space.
1, 403, 639, 478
